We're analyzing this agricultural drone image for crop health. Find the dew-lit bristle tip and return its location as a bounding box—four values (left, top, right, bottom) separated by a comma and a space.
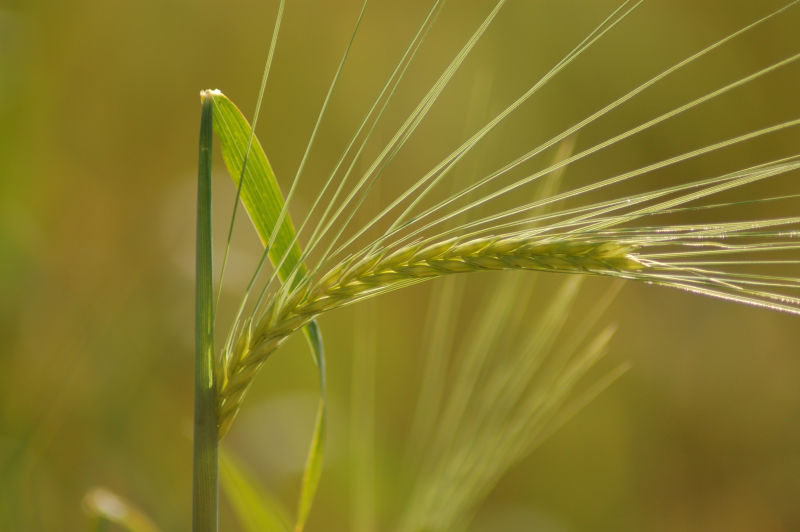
199, 89, 222, 101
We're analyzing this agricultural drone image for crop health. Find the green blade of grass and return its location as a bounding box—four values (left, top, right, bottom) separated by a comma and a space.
194, 92, 218, 532
205, 90, 327, 531
207, 91, 305, 284
220, 449, 291, 532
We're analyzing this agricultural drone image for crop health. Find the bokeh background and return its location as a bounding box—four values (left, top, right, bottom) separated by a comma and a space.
2, 0, 800, 530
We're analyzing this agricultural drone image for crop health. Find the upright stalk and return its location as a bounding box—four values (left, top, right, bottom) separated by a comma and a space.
193, 93, 218, 532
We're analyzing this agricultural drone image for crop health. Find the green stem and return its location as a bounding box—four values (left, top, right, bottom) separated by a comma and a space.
193, 93, 218, 532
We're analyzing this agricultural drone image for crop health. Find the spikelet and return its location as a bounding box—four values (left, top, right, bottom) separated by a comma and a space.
216, 235, 641, 437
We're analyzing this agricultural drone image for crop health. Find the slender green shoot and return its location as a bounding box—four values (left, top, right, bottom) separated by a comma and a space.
193, 92, 218, 532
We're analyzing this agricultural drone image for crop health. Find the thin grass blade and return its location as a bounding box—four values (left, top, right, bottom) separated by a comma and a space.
194, 92, 218, 532
206, 91, 305, 284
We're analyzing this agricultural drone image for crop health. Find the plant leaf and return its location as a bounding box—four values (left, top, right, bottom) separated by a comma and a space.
195, 92, 218, 532
206, 90, 327, 531
207, 90, 305, 283
220, 449, 291, 532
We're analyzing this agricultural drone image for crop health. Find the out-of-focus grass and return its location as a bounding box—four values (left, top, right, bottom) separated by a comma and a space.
1, 1, 799, 530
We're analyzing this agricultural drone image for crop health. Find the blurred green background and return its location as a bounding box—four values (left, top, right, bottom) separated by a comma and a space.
2, 0, 799, 530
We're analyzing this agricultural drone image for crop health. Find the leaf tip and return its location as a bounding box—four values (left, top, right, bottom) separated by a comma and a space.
200, 88, 224, 102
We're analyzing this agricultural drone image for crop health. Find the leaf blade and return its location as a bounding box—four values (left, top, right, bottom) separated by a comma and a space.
194, 92, 219, 532
207, 91, 306, 283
